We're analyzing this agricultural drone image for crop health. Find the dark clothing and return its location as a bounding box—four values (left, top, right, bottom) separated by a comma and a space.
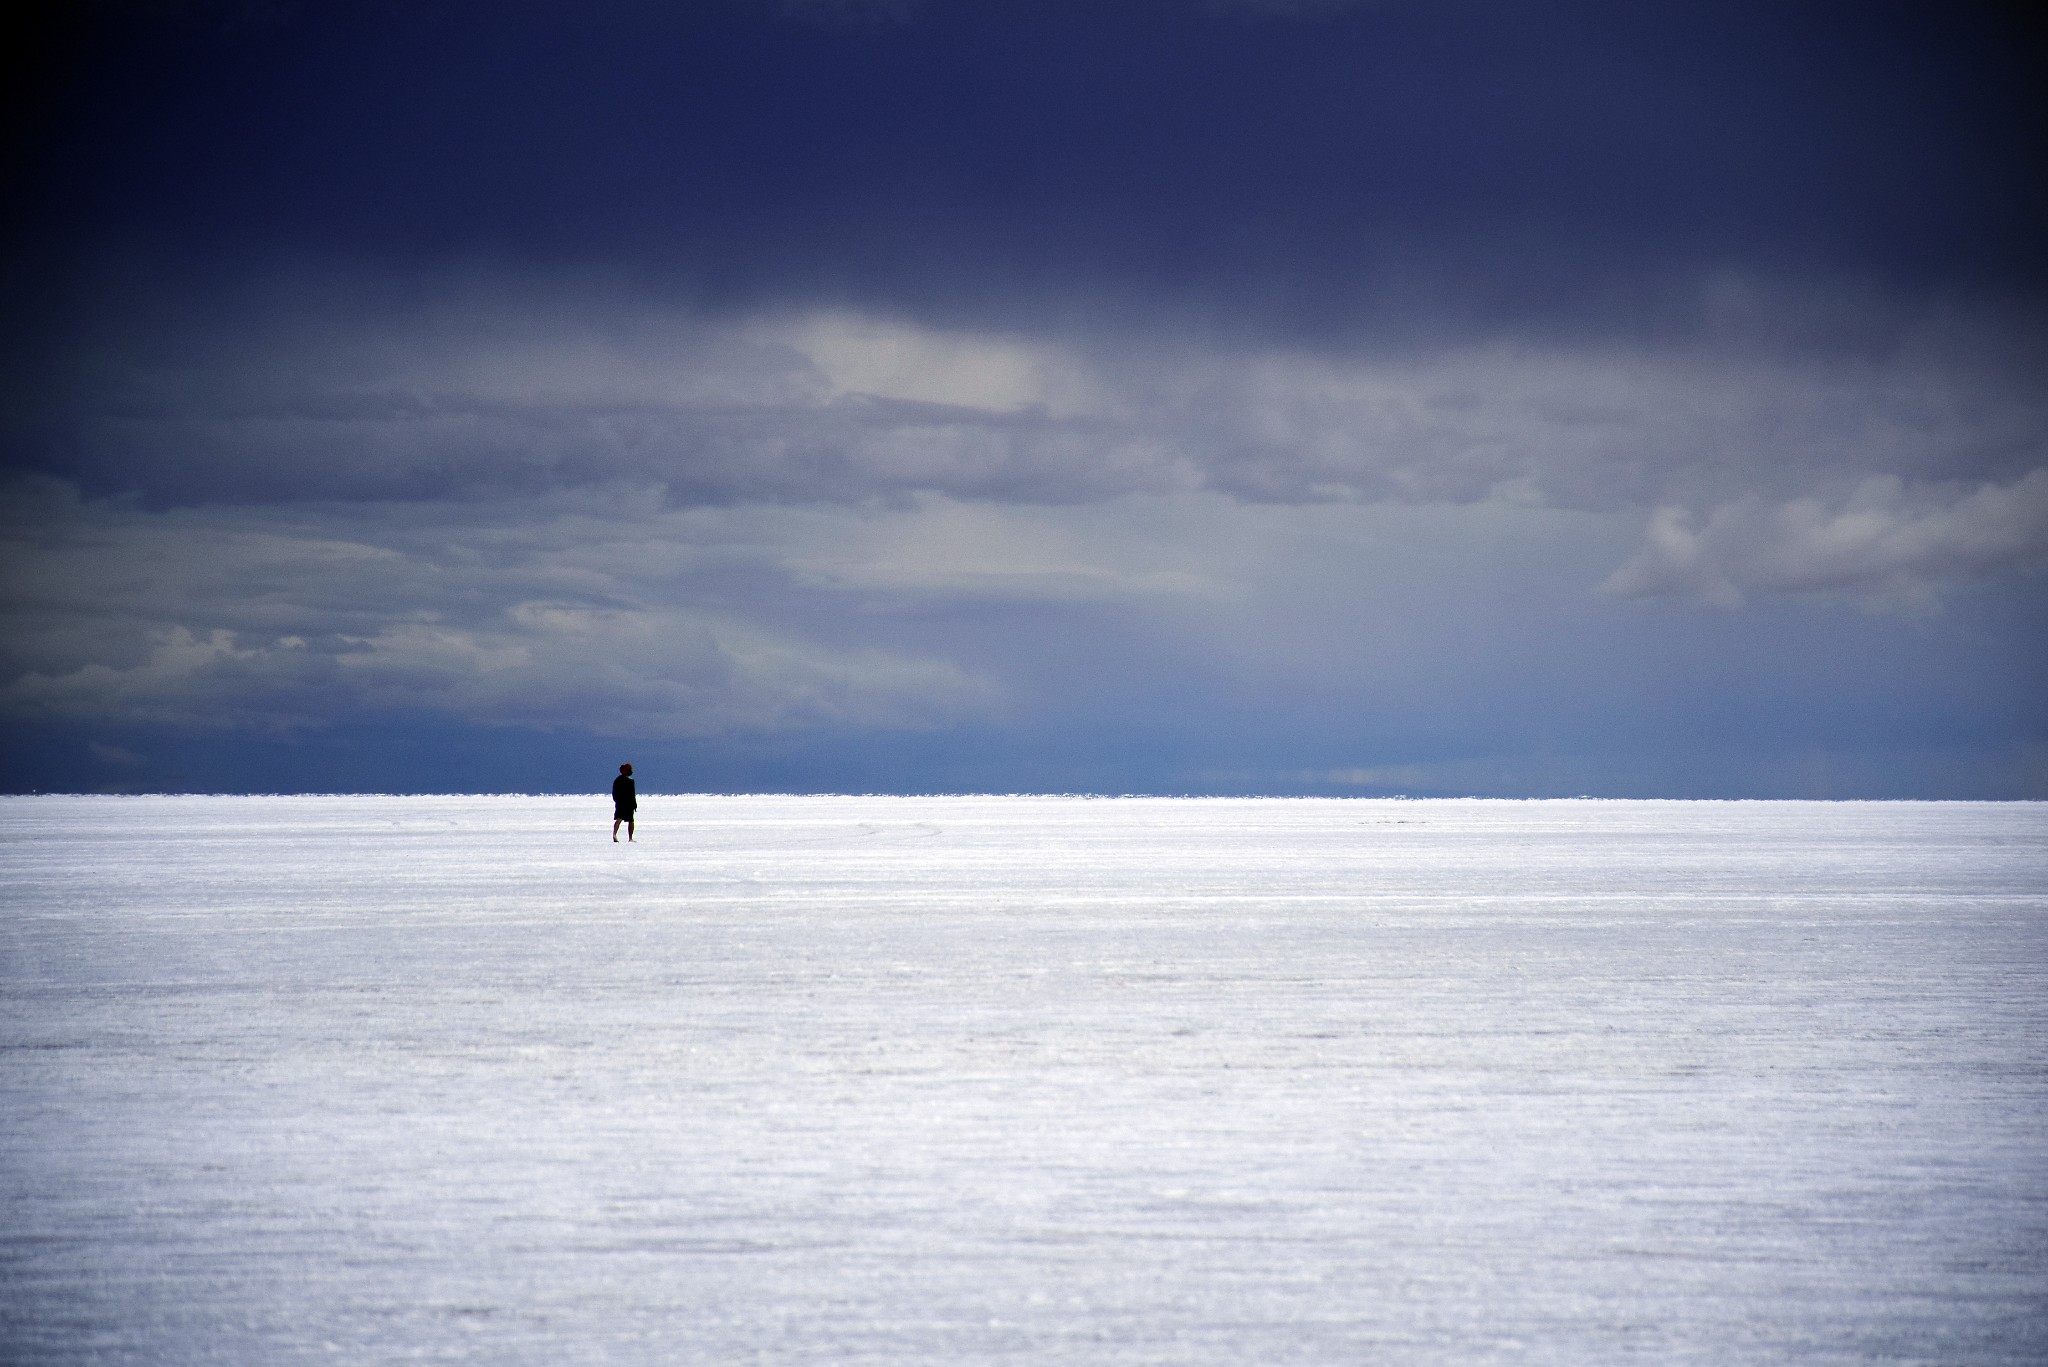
612, 774, 636, 819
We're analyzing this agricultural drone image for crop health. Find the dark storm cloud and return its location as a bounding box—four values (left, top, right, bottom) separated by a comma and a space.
10, 0, 2042, 509
8, 0, 2042, 525
10, 0, 2043, 328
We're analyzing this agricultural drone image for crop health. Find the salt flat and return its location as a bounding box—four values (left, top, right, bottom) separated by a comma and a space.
2, 795, 2044, 1364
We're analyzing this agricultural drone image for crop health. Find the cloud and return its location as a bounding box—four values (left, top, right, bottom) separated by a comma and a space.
0, 465, 1640, 743
0, 478, 999, 735
1601, 470, 2048, 610
762, 311, 1107, 415
23, 273, 2045, 527
769, 494, 1239, 602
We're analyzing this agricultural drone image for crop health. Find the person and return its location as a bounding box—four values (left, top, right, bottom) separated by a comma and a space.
611, 763, 637, 842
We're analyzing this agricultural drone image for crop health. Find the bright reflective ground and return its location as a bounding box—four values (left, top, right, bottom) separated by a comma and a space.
3, 796, 2044, 1364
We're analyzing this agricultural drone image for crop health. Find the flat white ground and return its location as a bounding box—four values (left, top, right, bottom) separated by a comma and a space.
2, 795, 2044, 1364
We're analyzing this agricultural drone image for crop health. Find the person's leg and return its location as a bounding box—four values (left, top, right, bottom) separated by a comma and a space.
626, 815, 635, 841
612, 817, 622, 841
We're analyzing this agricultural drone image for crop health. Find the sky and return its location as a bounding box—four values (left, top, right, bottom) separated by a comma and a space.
2, 0, 2044, 797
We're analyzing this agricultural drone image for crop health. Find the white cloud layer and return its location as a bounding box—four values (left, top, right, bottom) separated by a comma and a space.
0, 479, 998, 735
0, 469, 1644, 737
1602, 471, 2048, 610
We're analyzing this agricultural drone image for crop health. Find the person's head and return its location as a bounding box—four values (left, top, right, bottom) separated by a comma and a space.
620, 763, 632, 775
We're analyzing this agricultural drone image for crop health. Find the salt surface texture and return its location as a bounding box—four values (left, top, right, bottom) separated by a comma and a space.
2, 795, 2044, 1364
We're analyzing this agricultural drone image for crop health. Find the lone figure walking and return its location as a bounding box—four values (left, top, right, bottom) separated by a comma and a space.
612, 763, 637, 842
